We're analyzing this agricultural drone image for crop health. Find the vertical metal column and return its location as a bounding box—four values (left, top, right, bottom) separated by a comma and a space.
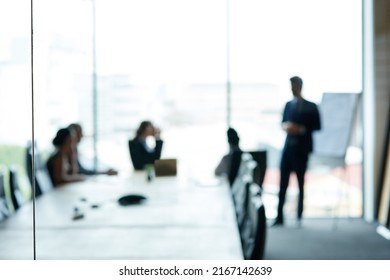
362, 0, 375, 222
92, 0, 98, 172
226, 0, 232, 128
30, 0, 37, 260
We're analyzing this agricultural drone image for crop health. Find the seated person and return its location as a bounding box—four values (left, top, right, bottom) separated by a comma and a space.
46, 128, 86, 186
215, 127, 242, 186
129, 121, 163, 170
68, 123, 118, 176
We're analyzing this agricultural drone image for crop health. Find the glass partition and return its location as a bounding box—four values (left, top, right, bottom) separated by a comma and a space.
33, 0, 229, 178
32, 0, 93, 259
91, 0, 228, 178
0, 0, 34, 259
32, 0, 228, 259
0, 0, 363, 259
229, 0, 363, 219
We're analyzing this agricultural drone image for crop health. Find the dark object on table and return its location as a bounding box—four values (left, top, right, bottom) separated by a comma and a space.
72, 207, 85, 220
154, 159, 177, 177
118, 194, 147, 206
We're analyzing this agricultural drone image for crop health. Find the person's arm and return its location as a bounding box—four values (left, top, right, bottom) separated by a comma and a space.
76, 156, 118, 176
294, 102, 321, 134
97, 168, 118, 176
52, 156, 85, 186
281, 102, 306, 135
77, 158, 97, 175
153, 128, 163, 160
310, 103, 321, 132
283, 122, 306, 135
153, 139, 163, 160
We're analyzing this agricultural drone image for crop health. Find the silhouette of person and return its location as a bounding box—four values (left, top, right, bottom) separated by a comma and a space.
215, 128, 243, 186
128, 121, 163, 170
68, 123, 118, 176
273, 76, 321, 226
46, 128, 86, 186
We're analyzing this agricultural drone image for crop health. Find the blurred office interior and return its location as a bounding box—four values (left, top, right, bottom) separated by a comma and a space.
0, 0, 389, 259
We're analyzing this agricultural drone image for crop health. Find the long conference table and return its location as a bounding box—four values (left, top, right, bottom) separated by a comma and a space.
0, 171, 243, 260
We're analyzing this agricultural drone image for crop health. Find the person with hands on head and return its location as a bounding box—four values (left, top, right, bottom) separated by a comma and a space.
128, 120, 164, 170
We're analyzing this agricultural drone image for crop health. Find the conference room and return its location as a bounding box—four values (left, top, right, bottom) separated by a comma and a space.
0, 0, 389, 260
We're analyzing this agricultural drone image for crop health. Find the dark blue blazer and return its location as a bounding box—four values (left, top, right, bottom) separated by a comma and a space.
282, 98, 321, 154
129, 138, 163, 170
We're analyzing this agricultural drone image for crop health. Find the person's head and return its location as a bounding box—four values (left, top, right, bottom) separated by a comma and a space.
52, 128, 73, 151
290, 76, 303, 98
227, 127, 240, 147
68, 123, 83, 144
135, 120, 155, 139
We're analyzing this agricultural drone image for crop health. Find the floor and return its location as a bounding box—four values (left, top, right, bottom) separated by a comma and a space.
262, 164, 363, 220
264, 218, 390, 260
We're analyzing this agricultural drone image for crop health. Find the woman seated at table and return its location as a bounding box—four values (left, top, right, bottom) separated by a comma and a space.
46, 128, 86, 186
68, 123, 118, 176
215, 127, 242, 186
128, 120, 163, 170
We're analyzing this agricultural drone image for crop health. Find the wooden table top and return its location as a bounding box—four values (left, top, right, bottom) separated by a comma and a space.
0, 172, 243, 260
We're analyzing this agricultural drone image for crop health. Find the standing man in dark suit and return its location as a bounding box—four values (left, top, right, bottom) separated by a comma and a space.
273, 76, 321, 226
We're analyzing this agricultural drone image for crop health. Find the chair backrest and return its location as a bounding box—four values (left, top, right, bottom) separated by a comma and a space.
9, 165, 26, 211
227, 150, 242, 186
248, 150, 267, 188
240, 184, 267, 260
231, 153, 257, 230
230, 153, 267, 259
231, 178, 248, 229
0, 171, 10, 222
25, 142, 53, 196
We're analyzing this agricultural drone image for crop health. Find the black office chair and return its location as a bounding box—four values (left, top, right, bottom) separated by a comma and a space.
231, 179, 249, 229
229, 150, 267, 189
248, 150, 267, 188
240, 184, 267, 260
228, 152, 267, 259
228, 150, 243, 187
25, 142, 53, 197
231, 153, 257, 229
0, 171, 11, 222
9, 165, 26, 211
